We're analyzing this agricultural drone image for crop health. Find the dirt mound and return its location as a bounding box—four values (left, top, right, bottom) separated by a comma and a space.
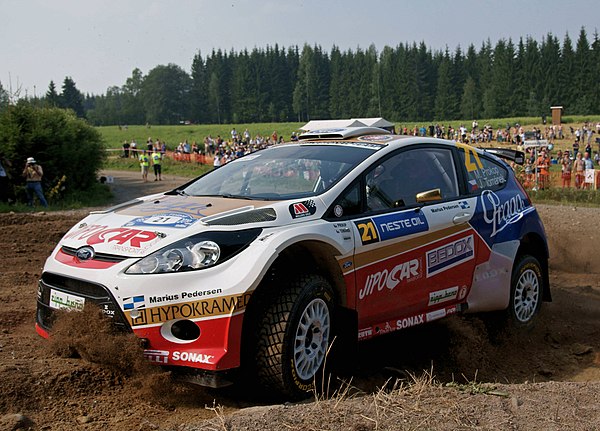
0, 202, 598, 430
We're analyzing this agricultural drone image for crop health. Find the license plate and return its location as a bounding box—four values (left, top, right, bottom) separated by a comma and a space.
49, 289, 85, 311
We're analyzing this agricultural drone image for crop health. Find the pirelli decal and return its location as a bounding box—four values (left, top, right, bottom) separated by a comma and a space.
126, 292, 252, 327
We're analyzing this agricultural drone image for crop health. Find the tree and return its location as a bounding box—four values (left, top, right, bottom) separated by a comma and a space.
60, 77, 85, 117
591, 31, 600, 112
0, 104, 104, 201
293, 44, 330, 121
573, 27, 593, 114
190, 52, 208, 123
140, 64, 192, 124
45, 81, 60, 107
434, 50, 456, 120
483, 39, 515, 118
120, 68, 145, 124
460, 76, 480, 119
0, 82, 8, 113
558, 33, 576, 113
539, 33, 562, 108
208, 72, 221, 124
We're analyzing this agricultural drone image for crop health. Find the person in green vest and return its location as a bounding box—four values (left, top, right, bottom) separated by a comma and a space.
151, 147, 162, 181
139, 150, 150, 182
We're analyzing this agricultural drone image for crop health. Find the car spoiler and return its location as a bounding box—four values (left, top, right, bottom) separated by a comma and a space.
480, 148, 525, 165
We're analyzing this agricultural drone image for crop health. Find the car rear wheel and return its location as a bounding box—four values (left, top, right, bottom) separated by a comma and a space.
509, 255, 543, 325
255, 274, 334, 399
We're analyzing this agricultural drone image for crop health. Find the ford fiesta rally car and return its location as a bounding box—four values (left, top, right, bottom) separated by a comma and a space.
36, 127, 550, 398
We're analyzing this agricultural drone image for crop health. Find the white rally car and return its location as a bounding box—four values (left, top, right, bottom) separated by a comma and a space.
37, 127, 550, 398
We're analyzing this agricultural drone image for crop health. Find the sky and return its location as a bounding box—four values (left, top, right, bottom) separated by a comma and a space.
1, 0, 599, 96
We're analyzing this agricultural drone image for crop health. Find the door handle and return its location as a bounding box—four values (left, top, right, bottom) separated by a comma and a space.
453, 213, 471, 224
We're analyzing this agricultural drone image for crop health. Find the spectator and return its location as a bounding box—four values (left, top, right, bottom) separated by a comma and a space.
561, 151, 572, 189
122, 140, 130, 158
583, 152, 594, 189
586, 128, 595, 145
213, 152, 222, 169
151, 147, 162, 181
130, 140, 138, 157
574, 152, 585, 189
22, 157, 48, 208
139, 150, 150, 182
535, 150, 550, 190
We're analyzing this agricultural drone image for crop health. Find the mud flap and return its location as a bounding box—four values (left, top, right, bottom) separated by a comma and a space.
329, 306, 358, 375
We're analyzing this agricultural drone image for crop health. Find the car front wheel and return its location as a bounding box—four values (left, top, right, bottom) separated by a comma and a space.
255, 274, 334, 399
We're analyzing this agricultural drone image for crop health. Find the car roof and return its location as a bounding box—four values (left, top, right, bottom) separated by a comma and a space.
297, 126, 460, 150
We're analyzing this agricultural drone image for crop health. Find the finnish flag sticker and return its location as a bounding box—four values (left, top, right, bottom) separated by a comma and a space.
123, 295, 145, 310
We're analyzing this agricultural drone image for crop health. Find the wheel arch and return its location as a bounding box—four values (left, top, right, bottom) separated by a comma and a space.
239, 239, 357, 382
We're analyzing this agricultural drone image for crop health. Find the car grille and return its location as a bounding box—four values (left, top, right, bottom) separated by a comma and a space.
36, 272, 131, 332
61, 246, 127, 263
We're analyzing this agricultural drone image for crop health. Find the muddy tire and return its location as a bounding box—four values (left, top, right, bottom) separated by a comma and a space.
255, 274, 334, 399
508, 255, 543, 326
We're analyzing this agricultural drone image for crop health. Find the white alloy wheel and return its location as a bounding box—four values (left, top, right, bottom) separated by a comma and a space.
293, 298, 331, 381
513, 267, 540, 323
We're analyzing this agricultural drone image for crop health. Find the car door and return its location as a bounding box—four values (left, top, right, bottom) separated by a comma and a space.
349, 146, 478, 332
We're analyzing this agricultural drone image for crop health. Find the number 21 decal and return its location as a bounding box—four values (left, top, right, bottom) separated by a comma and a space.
354, 219, 379, 245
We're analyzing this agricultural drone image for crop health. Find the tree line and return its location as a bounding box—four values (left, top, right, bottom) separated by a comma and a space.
2, 27, 599, 125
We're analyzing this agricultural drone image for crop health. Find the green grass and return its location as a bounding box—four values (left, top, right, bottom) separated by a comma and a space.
103, 154, 212, 178
528, 188, 600, 206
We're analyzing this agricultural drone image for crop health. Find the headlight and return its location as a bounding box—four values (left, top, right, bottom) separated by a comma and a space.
125, 228, 262, 274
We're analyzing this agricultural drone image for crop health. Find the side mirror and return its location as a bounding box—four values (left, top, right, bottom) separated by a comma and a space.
416, 188, 442, 203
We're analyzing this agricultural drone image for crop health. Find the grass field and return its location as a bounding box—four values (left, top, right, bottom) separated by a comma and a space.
99, 122, 303, 150
97, 115, 600, 151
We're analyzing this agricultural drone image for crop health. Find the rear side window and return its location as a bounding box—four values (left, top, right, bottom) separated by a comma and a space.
458, 148, 508, 194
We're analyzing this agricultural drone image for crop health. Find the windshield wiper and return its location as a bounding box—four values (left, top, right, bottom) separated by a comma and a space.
219, 193, 255, 200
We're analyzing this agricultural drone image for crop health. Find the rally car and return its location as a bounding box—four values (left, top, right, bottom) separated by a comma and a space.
36, 126, 550, 398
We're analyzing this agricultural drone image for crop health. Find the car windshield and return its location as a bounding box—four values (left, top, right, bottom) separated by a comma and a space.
181, 144, 375, 200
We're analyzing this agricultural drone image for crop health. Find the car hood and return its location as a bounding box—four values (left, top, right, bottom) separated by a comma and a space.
59, 193, 325, 257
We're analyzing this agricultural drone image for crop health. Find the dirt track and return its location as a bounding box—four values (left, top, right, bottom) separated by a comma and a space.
0, 172, 599, 430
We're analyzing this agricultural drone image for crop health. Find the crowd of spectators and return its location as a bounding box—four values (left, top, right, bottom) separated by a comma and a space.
397, 120, 600, 147
120, 129, 287, 169
118, 121, 600, 189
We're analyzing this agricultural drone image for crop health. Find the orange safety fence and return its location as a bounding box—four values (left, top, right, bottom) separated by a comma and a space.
110, 148, 213, 165
519, 169, 600, 190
